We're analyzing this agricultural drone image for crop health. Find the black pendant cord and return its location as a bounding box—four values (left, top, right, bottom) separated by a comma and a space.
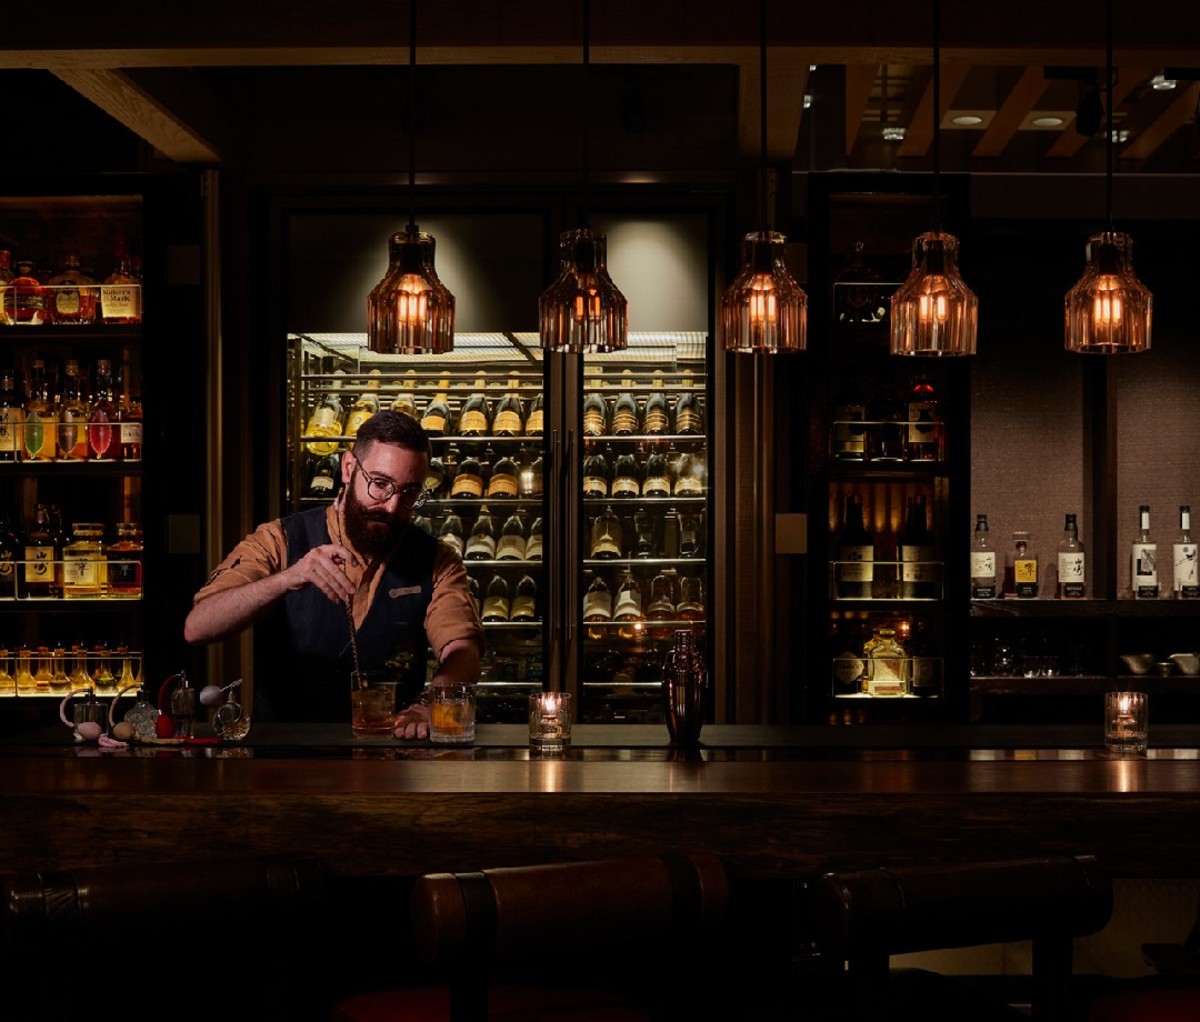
758, 0, 769, 233
1105, 0, 1114, 231
580, 0, 591, 229
407, 0, 418, 234
932, 0, 942, 232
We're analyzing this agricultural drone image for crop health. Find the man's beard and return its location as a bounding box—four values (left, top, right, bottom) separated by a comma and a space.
343, 483, 407, 558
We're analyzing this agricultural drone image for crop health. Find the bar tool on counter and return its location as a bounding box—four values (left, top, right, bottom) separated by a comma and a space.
663, 628, 706, 744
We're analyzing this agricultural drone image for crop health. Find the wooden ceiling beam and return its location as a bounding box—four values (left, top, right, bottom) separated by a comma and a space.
897, 63, 968, 158
971, 65, 1047, 158
845, 64, 878, 157
1122, 81, 1200, 162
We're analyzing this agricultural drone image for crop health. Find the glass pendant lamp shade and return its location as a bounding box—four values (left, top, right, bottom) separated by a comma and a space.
720, 230, 807, 353
1064, 231, 1152, 353
890, 230, 978, 356
539, 227, 628, 353
367, 225, 455, 355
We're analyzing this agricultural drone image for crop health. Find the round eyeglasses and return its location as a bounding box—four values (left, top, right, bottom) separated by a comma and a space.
357, 467, 429, 509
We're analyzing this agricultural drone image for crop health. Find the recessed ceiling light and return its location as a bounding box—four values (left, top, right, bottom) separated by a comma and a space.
882, 125, 906, 141
1021, 111, 1076, 131
952, 114, 984, 126
1032, 115, 1065, 128
1151, 73, 1177, 91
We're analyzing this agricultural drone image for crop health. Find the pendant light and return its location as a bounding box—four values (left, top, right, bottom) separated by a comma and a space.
720, 0, 807, 354
539, 0, 627, 354
1063, 0, 1151, 354
367, 0, 455, 355
890, 0, 978, 357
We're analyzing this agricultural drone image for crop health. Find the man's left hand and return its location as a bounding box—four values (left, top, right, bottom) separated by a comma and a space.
394, 702, 430, 740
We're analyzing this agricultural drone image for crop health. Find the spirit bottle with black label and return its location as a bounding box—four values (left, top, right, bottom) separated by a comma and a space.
21, 504, 58, 598
1131, 505, 1159, 599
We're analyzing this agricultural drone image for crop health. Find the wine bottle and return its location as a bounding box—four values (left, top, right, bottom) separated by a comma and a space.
450, 448, 484, 498
582, 390, 608, 437
491, 376, 525, 437
898, 495, 937, 599
1174, 506, 1199, 599
526, 517, 544, 561
590, 507, 623, 559
970, 514, 997, 599
611, 450, 641, 498
674, 378, 703, 435
458, 375, 490, 437
1131, 505, 1159, 599
438, 513, 465, 558
643, 377, 669, 435
582, 447, 610, 498
524, 391, 544, 436
582, 573, 613, 637
510, 574, 538, 621
836, 494, 875, 599
485, 449, 519, 499
642, 449, 672, 498
611, 371, 639, 435
344, 369, 383, 438
1056, 513, 1086, 599
306, 452, 342, 499
420, 379, 452, 436
496, 512, 528, 561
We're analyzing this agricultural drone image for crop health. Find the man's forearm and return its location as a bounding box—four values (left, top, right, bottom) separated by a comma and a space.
430, 638, 482, 687
183, 572, 295, 644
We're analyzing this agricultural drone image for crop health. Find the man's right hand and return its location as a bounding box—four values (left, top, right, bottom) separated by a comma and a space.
284, 543, 358, 604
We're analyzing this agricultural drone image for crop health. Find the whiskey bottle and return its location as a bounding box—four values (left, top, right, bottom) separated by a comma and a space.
643, 378, 669, 435
582, 390, 608, 437
1056, 513, 1087, 599
898, 495, 937, 599
583, 573, 613, 638
831, 378, 867, 461
905, 374, 942, 462
5, 260, 47, 325
862, 627, 908, 697
118, 387, 143, 462
465, 506, 497, 561
526, 517, 543, 561
0, 511, 21, 600
22, 359, 56, 461
47, 254, 98, 325
437, 513, 465, 558
1131, 505, 1159, 599
450, 448, 484, 498
57, 359, 90, 461
611, 450, 641, 498
458, 375, 491, 437
524, 391, 544, 436
100, 243, 142, 324
486, 450, 519, 499
344, 369, 382, 438
1174, 505, 1199, 599
106, 522, 143, 598
1006, 531, 1038, 598
21, 503, 58, 598
590, 507, 623, 560
496, 512, 528, 561
582, 447, 610, 498
87, 358, 121, 461
0, 249, 10, 326
389, 369, 418, 420
970, 514, 997, 599
63, 522, 106, 599
674, 378, 703, 435
420, 379, 452, 436
866, 383, 905, 463
835, 493, 875, 599
491, 376, 525, 437
511, 573, 538, 621
303, 364, 345, 456
481, 574, 511, 622
611, 371, 639, 435
0, 370, 21, 462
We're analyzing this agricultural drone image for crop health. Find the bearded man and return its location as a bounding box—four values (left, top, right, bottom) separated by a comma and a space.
185, 410, 482, 738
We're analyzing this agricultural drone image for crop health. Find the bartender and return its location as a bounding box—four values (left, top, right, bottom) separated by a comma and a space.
184, 410, 482, 739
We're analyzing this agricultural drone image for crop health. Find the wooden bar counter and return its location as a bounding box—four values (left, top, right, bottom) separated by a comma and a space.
2, 724, 1199, 880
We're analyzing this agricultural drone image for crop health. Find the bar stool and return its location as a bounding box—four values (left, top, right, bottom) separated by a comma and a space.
2, 854, 328, 1021
809, 854, 1113, 1022
330, 852, 729, 1022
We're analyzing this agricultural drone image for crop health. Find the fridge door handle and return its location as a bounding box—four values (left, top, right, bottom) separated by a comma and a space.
562, 428, 575, 647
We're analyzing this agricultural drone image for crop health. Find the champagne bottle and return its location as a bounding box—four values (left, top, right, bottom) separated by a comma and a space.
526, 517, 543, 561
481, 573, 510, 622
304, 364, 345, 456
518, 449, 543, 498
647, 571, 677, 638
465, 506, 497, 561
491, 376, 525, 437
614, 571, 644, 638
306, 452, 342, 499
344, 369, 382, 437
1174, 505, 1199, 599
450, 448, 484, 498
583, 573, 613, 636
389, 369, 418, 419
496, 512, 528, 561
458, 375, 490, 437
643, 377, 669, 435
524, 391, 544, 436
1131, 504, 1159, 599
486, 449, 519, 499
836, 494, 875, 599
673, 451, 705, 496
582, 447, 610, 498
582, 389, 608, 437
590, 507, 623, 560
438, 513, 465, 558
1056, 513, 1086, 599
898, 495, 937, 599
674, 378, 703, 435
611, 371, 639, 435
611, 450, 641, 498
424, 456, 446, 498
0, 370, 21, 462
677, 574, 704, 623
420, 379, 452, 436
678, 508, 702, 558
22, 359, 56, 461
970, 514, 997, 599
511, 573, 538, 621
642, 448, 672, 498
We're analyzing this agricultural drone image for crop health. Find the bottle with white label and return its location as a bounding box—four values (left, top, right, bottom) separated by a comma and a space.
1056, 513, 1086, 599
1174, 505, 1199, 599
970, 514, 996, 599
1131, 505, 1159, 599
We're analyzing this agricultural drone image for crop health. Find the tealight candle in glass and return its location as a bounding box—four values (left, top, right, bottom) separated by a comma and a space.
529, 692, 572, 753
1104, 691, 1148, 755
